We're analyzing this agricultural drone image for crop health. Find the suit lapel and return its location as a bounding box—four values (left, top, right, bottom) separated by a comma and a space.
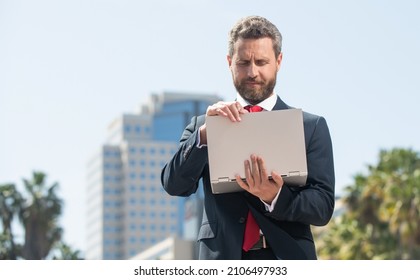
272, 96, 291, 111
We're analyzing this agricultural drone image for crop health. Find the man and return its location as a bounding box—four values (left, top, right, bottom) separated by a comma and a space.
161, 16, 335, 260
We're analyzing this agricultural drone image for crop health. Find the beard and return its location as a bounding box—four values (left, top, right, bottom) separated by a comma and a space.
233, 76, 276, 105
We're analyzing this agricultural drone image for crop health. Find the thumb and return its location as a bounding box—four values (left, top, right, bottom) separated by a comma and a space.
271, 171, 284, 187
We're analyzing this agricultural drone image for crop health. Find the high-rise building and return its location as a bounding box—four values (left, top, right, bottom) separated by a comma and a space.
85, 92, 221, 260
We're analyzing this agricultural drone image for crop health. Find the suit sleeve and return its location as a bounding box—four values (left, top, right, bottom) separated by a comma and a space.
161, 116, 208, 197
267, 115, 335, 226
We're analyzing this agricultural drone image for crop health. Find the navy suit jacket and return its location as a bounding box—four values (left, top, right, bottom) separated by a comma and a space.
161, 96, 335, 259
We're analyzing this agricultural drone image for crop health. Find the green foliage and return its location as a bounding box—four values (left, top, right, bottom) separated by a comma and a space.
51, 242, 83, 260
315, 148, 420, 259
0, 171, 82, 260
0, 183, 23, 259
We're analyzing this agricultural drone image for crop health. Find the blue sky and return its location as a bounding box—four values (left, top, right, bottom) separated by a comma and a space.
1, 0, 419, 255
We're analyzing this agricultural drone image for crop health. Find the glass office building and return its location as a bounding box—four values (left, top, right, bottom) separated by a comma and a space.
85, 92, 220, 259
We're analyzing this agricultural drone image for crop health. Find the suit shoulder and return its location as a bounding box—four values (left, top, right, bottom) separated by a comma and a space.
184, 114, 205, 131
302, 111, 331, 140
302, 111, 328, 126
197, 114, 206, 126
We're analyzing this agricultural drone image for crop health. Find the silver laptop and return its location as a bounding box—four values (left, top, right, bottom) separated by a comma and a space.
206, 108, 307, 194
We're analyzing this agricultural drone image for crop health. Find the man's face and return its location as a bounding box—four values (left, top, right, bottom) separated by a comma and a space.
228, 37, 282, 105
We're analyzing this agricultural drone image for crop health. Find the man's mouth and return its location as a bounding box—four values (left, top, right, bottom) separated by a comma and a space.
245, 80, 262, 85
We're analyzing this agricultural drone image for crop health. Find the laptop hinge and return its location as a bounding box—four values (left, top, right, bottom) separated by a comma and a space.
288, 171, 301, 177
218, 177, 230, 183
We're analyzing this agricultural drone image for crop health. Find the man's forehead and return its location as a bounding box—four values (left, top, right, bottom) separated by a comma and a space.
232, 37, 275, 57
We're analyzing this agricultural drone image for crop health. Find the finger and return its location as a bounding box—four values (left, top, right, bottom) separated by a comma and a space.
258, 156, 269, 181
222, 102, 241, 122
235, 101, 242, 111
235, 102, 249, 115
216, 102, 238, 122
207, 104, 228, 117
235, 174, 248, 191
250, 154, 261, 185
244, 159, 254, 187
271, 171, 284, 187
231, 102, 243, 121
223, 106, 238, 122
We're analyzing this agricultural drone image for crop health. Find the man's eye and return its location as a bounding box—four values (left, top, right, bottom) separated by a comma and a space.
237, 61, 249, 66
256, 60, 268, 66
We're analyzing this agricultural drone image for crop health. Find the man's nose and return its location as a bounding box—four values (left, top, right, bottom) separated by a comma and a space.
247, 63, 258, 78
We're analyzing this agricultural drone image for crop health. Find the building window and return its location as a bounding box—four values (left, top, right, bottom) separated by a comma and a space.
140, 185, 146, 193
150, 224, 156, 231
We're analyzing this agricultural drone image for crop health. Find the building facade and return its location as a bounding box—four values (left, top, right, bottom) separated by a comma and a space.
85, 92, 220, 259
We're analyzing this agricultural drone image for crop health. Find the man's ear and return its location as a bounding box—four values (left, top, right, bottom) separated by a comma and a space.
227, 54, 232, 68
276, 53, 283, 72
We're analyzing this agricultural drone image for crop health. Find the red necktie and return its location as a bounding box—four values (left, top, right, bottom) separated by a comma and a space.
244, 105, 264, 113
242, 105, 263, 251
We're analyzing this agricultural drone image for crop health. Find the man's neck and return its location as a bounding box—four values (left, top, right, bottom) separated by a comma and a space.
236, 93, 277, 111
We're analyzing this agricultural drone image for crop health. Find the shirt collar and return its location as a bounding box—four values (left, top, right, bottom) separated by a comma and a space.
236, 93, 277, 111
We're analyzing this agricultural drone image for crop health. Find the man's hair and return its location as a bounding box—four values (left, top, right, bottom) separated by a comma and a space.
228, 16, 282, 58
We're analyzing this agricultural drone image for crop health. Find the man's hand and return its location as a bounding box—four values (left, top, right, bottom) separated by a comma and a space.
206, 101, 248, 122
199, 101, 248, 145
235, 154, 284, 204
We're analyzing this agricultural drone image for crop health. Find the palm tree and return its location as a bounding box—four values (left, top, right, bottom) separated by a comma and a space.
0, 183, 23, 259
316, 148, 420, 259
376, 149, 420, 258
19, 172, 63, 259
52, 242, 83, 260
